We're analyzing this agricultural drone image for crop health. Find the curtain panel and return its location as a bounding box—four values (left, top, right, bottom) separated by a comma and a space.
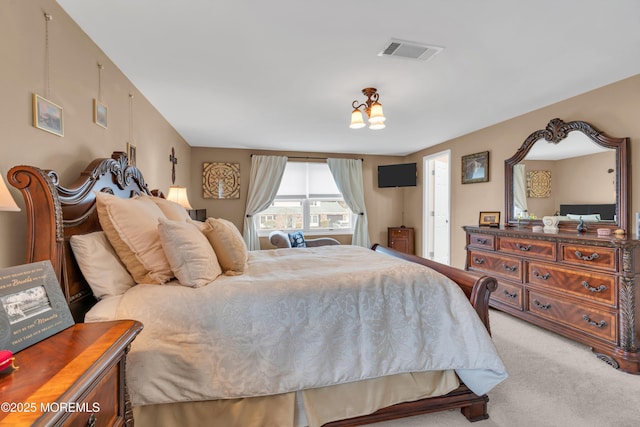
327, 158, 371, 248
243, 155, 288, 250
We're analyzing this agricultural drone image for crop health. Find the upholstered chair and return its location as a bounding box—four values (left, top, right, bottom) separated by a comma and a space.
268, 230, 340, 249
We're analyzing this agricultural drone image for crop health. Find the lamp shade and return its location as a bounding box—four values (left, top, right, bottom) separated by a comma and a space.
368, 102, 386, 124
0, 172, 20, 212
349, 109, 366, 129
166, 185, 192, 209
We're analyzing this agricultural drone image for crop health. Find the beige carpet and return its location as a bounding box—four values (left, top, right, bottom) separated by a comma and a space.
367, 309, 640, 427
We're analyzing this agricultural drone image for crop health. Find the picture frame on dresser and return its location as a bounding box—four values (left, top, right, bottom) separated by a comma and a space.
478, 211, 500, 227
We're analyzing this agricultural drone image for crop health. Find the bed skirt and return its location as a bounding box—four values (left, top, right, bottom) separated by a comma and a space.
132, 370, 459, 427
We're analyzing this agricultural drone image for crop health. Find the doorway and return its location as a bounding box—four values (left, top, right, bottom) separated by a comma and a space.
423, 150, 451, 264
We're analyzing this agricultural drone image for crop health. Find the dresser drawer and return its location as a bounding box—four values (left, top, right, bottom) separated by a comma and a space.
560, 244, 617, 272
492, 281, 524, 310
468, 250, 523, 282
63, 363, 121, 427
499, 237, 555, 260
468, 233, 495, 250
527, 290, 617, 343
527, 262, 616, 306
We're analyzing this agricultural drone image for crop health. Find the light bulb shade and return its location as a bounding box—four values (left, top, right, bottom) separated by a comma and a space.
349, 109, 366, 129
368, 102, 386, 124
166, 185, 192, 209
369, 122, 386, 130
0, 173, 20, 212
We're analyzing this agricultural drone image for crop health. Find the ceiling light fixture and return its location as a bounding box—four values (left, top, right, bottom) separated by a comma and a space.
349, 87, 386, 130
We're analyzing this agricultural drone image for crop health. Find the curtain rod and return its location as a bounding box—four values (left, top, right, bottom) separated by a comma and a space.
251, 154, 364, 162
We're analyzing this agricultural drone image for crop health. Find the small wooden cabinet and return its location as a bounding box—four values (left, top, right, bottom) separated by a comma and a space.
388, 227, 415, 255
0, 320, 143, 426
464, 225, 640, 373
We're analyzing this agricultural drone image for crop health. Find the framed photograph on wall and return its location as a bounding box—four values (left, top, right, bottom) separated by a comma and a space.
462, 151, 489, 184
127, 142, 137, 166
32, 94, 63, 137
93, 99, 108, 128
479, 211, 500, 227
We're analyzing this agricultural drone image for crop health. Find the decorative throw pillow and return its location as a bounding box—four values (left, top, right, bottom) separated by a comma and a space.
95, 191, 173, 284
288, 231, 307, 248
202, 218, 249, 275
141, 194, 190, 221
69, 231, 135, 299
157, 217, 222, 287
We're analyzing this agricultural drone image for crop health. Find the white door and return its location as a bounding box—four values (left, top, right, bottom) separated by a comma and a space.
423, 150, 451, 264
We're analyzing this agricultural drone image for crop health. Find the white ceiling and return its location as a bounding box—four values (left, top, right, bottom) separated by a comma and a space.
57, 0, 640, 156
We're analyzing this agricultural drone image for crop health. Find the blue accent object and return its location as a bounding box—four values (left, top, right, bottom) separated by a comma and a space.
577, 217, 587, 233
288, 231, 307, 248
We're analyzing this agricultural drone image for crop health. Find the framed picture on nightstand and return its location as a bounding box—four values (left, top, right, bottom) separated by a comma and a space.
0, 261, 74, 353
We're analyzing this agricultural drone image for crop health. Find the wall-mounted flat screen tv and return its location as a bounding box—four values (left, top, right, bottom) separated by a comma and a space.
377, 162, 417, 188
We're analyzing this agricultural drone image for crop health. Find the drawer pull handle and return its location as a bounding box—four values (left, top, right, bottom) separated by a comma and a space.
473, 257, 485, 265
87, 413, 97, 427
582, 281, 607, 293
582, 315, 607, 328
475, 237, 487, 244
503, 290, 518, 299
533, 299, 551, 310
502, 263, 518, 272
533, 271, 550, 280
574, 250, 599, 261
516, 243, 531, 251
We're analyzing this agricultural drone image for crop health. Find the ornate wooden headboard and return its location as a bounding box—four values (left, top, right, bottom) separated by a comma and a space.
8, 152, 152, 322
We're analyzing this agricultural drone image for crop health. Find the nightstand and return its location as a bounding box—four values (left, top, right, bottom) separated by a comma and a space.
0, 320, 143, 426
388, 226, 415, 255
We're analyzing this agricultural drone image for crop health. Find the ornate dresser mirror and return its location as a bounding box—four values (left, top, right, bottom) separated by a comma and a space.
504, 118, 629, 231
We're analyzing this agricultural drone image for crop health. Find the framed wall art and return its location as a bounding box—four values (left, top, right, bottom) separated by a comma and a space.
527, 170, 551, 198
94, 99, 108, 128
33, 94, 63, 137
462, 151, 489, 184
127, 143, 137, 166
203, 162, 240, 199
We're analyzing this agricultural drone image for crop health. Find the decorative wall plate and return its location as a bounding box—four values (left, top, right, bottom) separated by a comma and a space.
203, 162, 240, 199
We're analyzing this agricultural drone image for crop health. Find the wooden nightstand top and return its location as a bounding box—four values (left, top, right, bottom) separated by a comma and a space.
0, 320, 143, 426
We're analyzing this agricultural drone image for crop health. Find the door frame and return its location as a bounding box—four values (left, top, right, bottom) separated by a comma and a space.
422, 150, 451, 264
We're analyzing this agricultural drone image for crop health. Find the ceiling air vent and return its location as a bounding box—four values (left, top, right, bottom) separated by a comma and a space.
378, 38, 443, 62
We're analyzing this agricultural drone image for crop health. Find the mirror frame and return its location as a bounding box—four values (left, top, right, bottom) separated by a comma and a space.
505, 118, 629, 231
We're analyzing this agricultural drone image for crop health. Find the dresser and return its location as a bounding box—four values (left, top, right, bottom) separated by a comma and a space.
388, 227, 415, 255
0, 320, 143, 426
464, 226, 640, 373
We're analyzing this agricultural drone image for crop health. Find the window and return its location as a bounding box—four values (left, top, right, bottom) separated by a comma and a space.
256, 162, 353, 233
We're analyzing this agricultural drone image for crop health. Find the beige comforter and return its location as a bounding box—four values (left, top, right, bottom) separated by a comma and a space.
108, 245, 506, 406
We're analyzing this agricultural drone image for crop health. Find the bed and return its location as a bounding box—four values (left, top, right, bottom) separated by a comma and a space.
8, 152, 507, 427
559, 203, 616, 221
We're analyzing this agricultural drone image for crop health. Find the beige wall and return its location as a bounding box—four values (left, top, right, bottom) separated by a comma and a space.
189, 147, 406, 249
555, 151, 616, 206
2, 1, 639, 274
405, 74, 640, 268
0, 0, 190, 268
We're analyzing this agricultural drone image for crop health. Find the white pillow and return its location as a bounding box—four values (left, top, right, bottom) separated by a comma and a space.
158, 217, 223, 287
95, 191, 173, 284
70, 232, 135, 299
567, 213, 601, 222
